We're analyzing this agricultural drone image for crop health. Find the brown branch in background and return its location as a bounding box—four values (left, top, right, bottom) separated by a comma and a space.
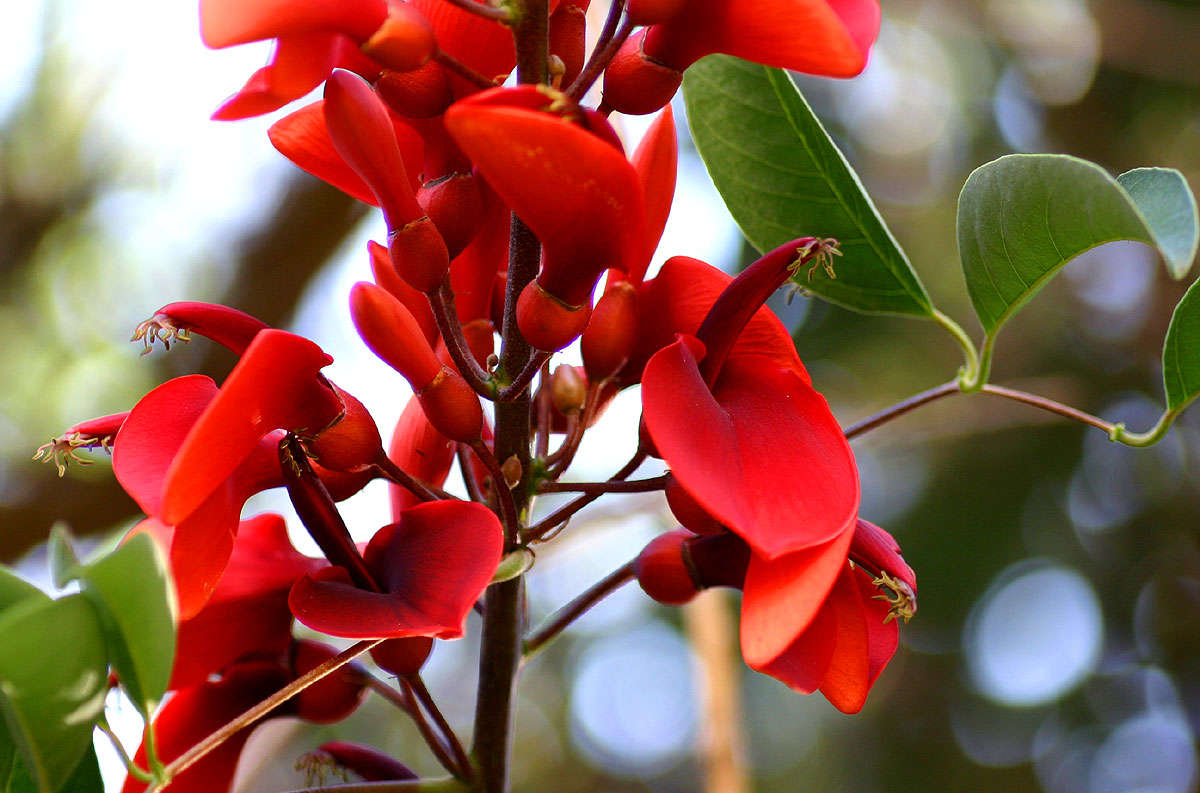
684, 590, 750, 793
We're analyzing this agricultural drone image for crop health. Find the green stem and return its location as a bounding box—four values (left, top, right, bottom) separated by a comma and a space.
1110, 407, 1178, 447
96, 719, 154, 784
931, 309, 982, 389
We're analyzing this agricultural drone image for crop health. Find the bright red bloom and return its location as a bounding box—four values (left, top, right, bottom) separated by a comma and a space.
288, 500, 503, 639
637, 519, 915, 713
640, 241, 858, 559
603, 0, 881, 115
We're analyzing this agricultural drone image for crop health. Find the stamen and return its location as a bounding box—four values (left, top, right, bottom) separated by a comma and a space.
294, 751, 349, 788
870, 570, 917, 624
787, 237, 841, 282
130, 314, 192, 356
32, 432, 113, 477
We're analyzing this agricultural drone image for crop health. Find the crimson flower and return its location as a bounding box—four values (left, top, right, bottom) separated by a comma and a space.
604, 0, 881, 114
637, 518, 916, 712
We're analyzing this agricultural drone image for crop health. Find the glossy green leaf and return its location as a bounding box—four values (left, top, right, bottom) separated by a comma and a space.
958, 155, 1198, 336
0, 572, 46, 613
72, 534, 176, 717
46, 526, 80, 592
683, 55, 933, 317
0, 594, 107, 793
1162, 277, 1200, 412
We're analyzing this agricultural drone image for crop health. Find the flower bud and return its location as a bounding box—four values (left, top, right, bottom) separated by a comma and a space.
549, 3, 587, 87
516, 280, 592, 352
602, 30, 682, 116
369, 636, 433, 678
550, 365, 587, 415
307, 385, 384, 473
376, 62, 453, 118
664, 475, 724, 536
367, 240, 439, 345
635, 530, 700, 605
351, 281, 444, 390
319, 741, 418, 782
291, 640, 366, 724
418, 172, 484, 259
360, 3, 436, 72
388, 215, 452, 293
417, 367, 484, 443
581, 280, 637, 381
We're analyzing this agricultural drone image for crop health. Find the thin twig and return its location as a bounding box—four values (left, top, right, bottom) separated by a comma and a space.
524, 450, 647, 542
97, 720, 153, 783
407, 675, 474, 781
429, 280, 498, 398
523, 560, 636, 659
375, 455, 455, 502
545, 381, 601, 476
566, 1, 629, 99
361, 674, 464, 779
439, 0, 510, 23
535, 361, 552, 459
456, 442, 486, 503
151, 640, 384, 790
469, 439, 521, 544
497, 351, 551, 401
843, 382, 960, 440
537, 475, 668, 494
434, 48, 499, 91
979, 384, 1118, 435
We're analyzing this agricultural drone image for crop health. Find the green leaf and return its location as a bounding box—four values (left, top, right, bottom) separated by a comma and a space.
72, 534, 176, 717
682, 55, 933, 317
0, 595, 108, 793
1162, 277, 1200, 412
46, 526, 80, 592
958, 155, 1198, 336
0, 572, 46, 613
7, 745, 101, 793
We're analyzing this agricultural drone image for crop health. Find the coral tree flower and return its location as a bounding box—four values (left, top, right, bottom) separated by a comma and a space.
604, 0, 881, 115
636, 519, 916, 712
288, 500, 503, 639
640, 239, 859, 559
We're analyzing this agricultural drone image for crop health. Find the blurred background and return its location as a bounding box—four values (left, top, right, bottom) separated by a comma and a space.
2, 0, 1200, 791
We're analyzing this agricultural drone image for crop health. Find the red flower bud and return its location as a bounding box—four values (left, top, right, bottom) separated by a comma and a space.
376, 62, 453, 118
601, 30, 682, 116
417, 367, 484, 443
629, 105, 678, 285
417, 171, 484, 259
516, 281, 592, 353
369, 637, 434, 678
549, 3, 588, 88
350, 281, 444, 390
581, 279, 638, 381
635, 530, 700, 605
291, 640, 366, 724
319, 741, 418, 782
360, 4, 436, 73
307, 385, 384, 473
367, 240, 439, 345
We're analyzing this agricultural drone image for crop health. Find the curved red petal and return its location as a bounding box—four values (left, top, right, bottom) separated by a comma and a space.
213, 32, 341, 120
851, 518, 916, 593
628, 105, 677, 285
629, 256, 806, 384
122, 662, 289, 793
386, 398, 455, 521
642, 338, 858, 557
409, 0, 516, 96
161, 330, 340, 525
290, 501, 501, 638
644, 0, 878, 77
200, 0, 386, 48
815, 565, 873, 713
853, 565, 900, 689
740, 528, 852, 667
368, 240, 439, 343
445, 95, 645, 305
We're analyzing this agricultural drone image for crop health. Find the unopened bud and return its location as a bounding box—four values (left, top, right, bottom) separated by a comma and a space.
376, 62, 453, 118
500, 455, 523, 489
550, 365, 587, 415
516, 281, 591, 352
418, 172, 484, 259
351, 281, 444, 390
548, 3, 586, 86
635, 530, 700, 605
307, 385, 384, 473
602, 30, 683, 116
417, 367, 484, 443
581, 280, 637, 381
361, 4, 435, 72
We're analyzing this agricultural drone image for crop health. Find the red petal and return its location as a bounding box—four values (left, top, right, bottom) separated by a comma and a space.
628, 256, 806, 384
449, 185, 509, 322
851, 518, 916, 593
853, 565, 900, 689
409, 0, 516, 96
149, 302, 269, 355
445, 92, 645, 305
740, 528, 852, 668
213, 32, 341, 120
642, 338, 858, 558
368, 240, 439, 343
628, 105, 677, 285
644, 0, 879, 77
289, 501, 502, 638
161, 330, 341, 526
386, 398, 455, 521
814, 566, 873, 713
122, 662, 289, 793
200, 0, 386, 48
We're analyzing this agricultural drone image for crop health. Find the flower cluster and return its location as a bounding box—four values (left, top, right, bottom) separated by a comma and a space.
42, 1, 917, 788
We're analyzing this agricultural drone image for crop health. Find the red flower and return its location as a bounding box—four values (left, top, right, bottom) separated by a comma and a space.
604, 0, 881, 114
636, 519, 916, 712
